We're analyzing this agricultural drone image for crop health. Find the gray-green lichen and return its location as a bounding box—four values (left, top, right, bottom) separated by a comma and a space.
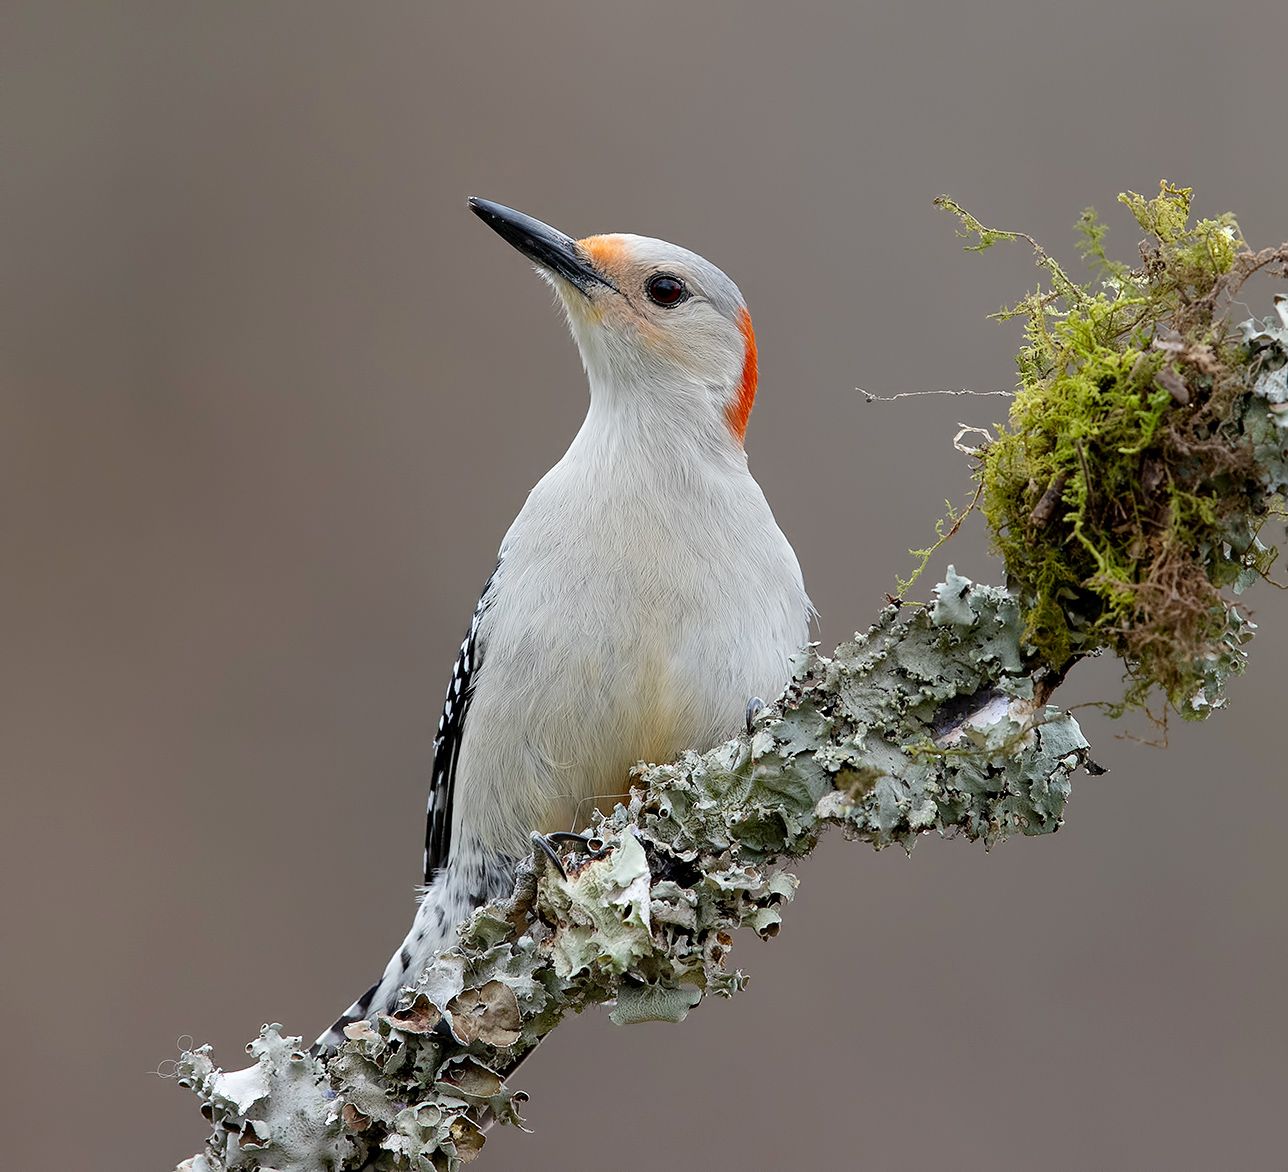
1240, 294, 1288, 489
175, 569, 1090, 1172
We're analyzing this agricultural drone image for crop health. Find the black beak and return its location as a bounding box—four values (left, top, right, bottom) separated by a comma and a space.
468, 197, 616, 295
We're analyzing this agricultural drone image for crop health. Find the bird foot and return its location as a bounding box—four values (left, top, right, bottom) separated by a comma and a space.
530, 831, 606, 880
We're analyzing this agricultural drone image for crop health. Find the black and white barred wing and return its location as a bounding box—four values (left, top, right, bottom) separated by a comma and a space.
423, 567, 496, 883
315, 566, 500, 1052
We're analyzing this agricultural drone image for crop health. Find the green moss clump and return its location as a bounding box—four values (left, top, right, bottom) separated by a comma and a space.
937, 183, 1288, 716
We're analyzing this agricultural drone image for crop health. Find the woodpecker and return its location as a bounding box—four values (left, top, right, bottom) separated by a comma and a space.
317, 198, 811, 1050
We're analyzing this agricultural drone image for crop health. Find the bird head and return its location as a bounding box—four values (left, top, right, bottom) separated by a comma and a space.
469, 197, 758, 447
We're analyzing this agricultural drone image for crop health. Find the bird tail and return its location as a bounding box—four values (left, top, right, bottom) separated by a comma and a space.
313, 871, 461, 1052
313, 857, 514, 1053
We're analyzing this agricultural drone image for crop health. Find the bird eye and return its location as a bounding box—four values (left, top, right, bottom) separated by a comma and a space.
646, 273, 688, 307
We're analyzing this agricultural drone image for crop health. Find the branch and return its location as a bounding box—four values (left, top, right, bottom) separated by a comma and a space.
173, 187, 1288, 1171
176, 572, 1087, 1171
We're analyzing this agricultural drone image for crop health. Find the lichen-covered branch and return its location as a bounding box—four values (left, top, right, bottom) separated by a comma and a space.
176, 572, 1090, 1171
174, 187, 1287, 1171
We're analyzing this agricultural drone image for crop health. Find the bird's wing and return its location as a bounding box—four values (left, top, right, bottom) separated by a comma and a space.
423, 563, 499, 883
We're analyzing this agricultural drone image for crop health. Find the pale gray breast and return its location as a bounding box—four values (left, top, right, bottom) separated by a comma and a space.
451, 454, 809, 858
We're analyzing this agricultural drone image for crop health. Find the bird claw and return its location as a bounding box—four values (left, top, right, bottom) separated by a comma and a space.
530, 831, 605, 879
745, 696, 765, 735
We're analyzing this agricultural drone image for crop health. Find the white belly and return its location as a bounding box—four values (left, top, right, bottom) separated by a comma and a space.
451, 450, 810, 860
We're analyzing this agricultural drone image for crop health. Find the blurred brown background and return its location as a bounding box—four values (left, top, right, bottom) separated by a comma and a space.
4, 4, 1286, 1169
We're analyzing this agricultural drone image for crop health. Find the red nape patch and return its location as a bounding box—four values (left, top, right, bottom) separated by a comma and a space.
727, 307, 758, 443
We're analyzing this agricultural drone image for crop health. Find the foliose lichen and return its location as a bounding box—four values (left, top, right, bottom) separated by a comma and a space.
175, 570, 1088, 1171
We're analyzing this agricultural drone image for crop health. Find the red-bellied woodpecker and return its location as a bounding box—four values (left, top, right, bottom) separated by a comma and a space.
317, 198, 812, 1050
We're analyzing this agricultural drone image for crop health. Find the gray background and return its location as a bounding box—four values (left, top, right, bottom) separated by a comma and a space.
5, 4, 1286, 1170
